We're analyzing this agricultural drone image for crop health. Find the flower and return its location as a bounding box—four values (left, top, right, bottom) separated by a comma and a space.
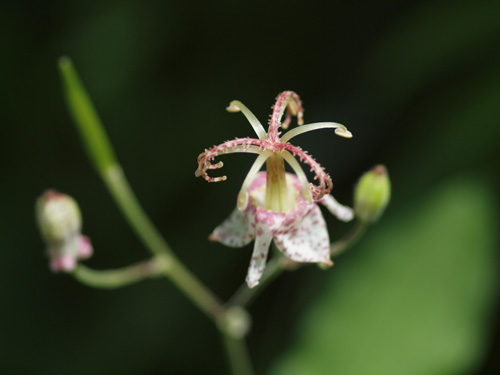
36, 190, 93, 272
195, 91, 353, 287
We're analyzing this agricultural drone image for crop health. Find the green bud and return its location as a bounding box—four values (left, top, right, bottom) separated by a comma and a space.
36, 190, 82, 243
354, 165, 391, 223
36, 190, 92, 272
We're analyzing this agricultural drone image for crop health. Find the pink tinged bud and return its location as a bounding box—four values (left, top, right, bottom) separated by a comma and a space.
77, 235, 93, 259
36, 190, 93, 273
36, 190, 81, 243
50, 254, 76, 273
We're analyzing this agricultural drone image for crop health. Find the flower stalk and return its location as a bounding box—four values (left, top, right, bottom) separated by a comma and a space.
73, 258, 166, 289
59, 57, 224, 322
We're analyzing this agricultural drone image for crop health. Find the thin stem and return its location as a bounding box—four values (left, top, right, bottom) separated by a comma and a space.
165, 256, 225, 318
228, 221, 369, 309
101, 166, 171, 258
227, 256, 285, 309
72, 258, 165, 289
222, 334, 255, 375
330, 220, 368, 257
59, 57, 225, 322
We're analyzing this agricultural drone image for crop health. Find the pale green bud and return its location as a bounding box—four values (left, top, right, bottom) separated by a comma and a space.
354, 165, 391, 223
36, 190, 92, 272
36, 190, 81, 243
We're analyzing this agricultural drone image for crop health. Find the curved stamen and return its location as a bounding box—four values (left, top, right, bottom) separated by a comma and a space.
237, 151, 272, 211
195, 142, 264, 182
281, 150, 313, 204
280, 122, 352, 143
268, 91, 304, 142
281, 107, 294, 130
282, 143, 333, 201
207, 161, 223, 169
226, 100, 267, 140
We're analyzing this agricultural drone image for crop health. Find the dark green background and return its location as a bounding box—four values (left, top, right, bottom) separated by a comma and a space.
1, 1, 499, 374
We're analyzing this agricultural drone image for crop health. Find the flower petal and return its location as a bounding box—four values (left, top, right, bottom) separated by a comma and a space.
245, 221, 273, 288
319, 194, 354, 222
209, 208, 255, 247
237, 151, 272, 211
274, 204, 331, 265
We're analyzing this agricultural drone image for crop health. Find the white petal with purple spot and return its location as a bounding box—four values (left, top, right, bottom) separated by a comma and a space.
319, 194, 354, 222
245, 222, 273, 288
210, 208, 254, 247
274, 204, 331, 264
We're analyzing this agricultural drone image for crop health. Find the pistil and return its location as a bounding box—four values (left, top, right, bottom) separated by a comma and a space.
265, 154, 291, 212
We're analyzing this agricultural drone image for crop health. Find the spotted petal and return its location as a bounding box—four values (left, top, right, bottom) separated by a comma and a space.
319, 194, 354, 222
274, 204, 332, 265
209, 207, 255, 247
246, 220, 274, 288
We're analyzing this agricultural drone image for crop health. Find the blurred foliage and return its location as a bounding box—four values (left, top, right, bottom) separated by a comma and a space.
0, 0, 499, 374
272, 176, 497, 374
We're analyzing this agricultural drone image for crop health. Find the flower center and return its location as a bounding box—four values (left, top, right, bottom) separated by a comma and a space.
265, 154, 293, 212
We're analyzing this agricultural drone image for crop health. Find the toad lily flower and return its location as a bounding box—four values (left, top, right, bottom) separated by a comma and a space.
195, 91, 354, 287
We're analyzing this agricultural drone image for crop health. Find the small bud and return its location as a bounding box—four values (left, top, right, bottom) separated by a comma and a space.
354, 165, 391, 223
36, 190, 93, 272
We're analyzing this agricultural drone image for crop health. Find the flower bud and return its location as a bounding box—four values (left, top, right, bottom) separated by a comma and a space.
354, 165, 391, 223
36, 190, 93, 272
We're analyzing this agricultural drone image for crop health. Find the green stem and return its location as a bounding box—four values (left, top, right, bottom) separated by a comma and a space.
330, 220, 368, 257
59, 57, 224, 322
228, 221, 369, 309
222, 334, 254, 375
227, 256, 285, 309
101, 166, 171, 258
59, 56, 252, 373
72, 258, 165, 289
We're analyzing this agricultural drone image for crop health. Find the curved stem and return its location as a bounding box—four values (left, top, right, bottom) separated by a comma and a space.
330, 220, 368, 257
72, 258, 165, 289
59, 57, 225, 322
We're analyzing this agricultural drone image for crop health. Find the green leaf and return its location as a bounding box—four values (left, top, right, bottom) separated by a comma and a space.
271, 176, 498, 375
59, 56, 118, 173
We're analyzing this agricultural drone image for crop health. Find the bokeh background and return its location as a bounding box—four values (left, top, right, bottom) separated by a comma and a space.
1, 0, 499, 374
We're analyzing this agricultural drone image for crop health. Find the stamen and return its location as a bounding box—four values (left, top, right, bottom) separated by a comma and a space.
280, 122, 352, 143
281, 151, 313, 204
282, 143, 333, 201
226, 100, 267, 140
208, 161, 223, 169
268, 91, 304, 142
195, 142, 264, 181
281, 109, 292, 130
237, 151, 272, 211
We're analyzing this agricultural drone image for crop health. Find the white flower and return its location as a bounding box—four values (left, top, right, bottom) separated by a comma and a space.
196, 91, 353, 287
